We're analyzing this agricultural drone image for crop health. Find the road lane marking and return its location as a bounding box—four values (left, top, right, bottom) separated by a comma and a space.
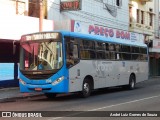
47, 94, 160, 120
89, 94, 160, 111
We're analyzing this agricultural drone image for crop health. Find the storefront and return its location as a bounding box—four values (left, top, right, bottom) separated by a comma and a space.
0, 39, 19, 87
0, 15, 54, 88
149, 39, 160, 76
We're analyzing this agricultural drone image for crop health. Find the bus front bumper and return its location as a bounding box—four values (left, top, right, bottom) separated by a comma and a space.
19, 82, 69, 93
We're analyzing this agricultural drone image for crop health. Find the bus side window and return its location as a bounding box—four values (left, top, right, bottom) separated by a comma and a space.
73, 44, 79, 60
115, 44, 120, 52
139, 47, 147, 61
109, 44, 116, 60
105, 43, 110, 59
106, 43, 109, 51
96, 41, 106, 59
80, 40, 83, 49
106, 51, 110, 59
83, 40, 89, 49
66, 37, 80, 67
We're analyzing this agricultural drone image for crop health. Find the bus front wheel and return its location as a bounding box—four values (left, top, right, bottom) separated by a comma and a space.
81, 79, 92, 98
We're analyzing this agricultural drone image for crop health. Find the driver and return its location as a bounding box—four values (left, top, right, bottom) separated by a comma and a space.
67, 53, 74, 66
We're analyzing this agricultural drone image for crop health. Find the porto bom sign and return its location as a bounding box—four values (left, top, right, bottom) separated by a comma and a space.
88, 25, 130, 40
73, 21, 144, 43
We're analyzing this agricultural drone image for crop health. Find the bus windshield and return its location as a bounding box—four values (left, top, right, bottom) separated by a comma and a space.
20, 40, 63, 72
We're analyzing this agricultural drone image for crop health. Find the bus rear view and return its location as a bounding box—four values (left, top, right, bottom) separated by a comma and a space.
19, 32, 68, 98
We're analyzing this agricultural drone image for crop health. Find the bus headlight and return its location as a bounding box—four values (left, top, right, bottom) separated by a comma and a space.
52, 76, 64, 85
19, 79, 26, 85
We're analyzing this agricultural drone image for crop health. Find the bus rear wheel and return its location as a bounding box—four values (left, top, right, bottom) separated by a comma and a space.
45, 93, 57, 99
128, 74, 136, 90
81, 79, 92, 98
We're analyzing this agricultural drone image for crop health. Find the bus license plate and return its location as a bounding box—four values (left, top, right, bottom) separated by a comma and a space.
35, 88, 42, 91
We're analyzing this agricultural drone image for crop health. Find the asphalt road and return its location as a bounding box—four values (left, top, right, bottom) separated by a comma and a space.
0, 77, 160, 120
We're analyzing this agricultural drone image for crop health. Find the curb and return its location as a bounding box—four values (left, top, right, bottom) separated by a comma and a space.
0, 87, 43, 103
0, 93, 44, 103
0, 87, 19, 91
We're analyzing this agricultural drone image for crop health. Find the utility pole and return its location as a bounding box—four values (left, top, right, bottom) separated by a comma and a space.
154, 0, 159, 38
16, 0, 18, 14
158, 0, 160, 38
39, 0, 43, 32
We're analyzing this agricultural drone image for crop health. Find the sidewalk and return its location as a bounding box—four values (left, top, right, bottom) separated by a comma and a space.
0, 87, 43, 102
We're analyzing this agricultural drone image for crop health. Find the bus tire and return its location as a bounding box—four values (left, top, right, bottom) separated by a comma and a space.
81, 79, 92, 98
128, 74, 136, 90
45, 93, 57, 99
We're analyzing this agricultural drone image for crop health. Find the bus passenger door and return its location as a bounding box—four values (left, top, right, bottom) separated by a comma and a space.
65, 37, 81, 92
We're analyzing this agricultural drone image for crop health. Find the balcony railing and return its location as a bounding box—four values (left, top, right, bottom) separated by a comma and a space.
129, 22, 154, 36
140, 0, 153, 2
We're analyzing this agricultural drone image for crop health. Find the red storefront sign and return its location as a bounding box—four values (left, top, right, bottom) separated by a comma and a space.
60, 0, 82, 11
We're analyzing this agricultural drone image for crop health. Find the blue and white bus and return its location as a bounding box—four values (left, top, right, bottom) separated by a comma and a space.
19, 31, 148, 98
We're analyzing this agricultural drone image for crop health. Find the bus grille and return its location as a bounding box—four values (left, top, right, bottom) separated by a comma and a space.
24, 74, 53, 80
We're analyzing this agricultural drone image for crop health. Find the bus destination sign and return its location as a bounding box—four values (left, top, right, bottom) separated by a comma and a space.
21, 33, 59, 41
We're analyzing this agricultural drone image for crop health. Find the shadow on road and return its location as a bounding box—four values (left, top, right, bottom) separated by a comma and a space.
30, 86, 143, 102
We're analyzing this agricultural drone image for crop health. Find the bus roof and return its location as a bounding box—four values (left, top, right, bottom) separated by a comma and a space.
59, 31, 147, 48
22, 30, 147, 48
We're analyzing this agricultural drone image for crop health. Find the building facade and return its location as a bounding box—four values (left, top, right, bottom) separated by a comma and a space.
47, 0, 129, 31
129, 0, 160, 76
0, 0, 54, 87
149, 0, 160, 76
47, 0, 145, 44
0, 0, 53, 40
129, 0, 154, 36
